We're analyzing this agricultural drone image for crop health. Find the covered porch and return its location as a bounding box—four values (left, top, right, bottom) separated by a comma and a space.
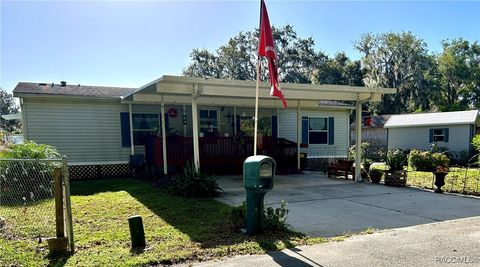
122, 75, 396, 180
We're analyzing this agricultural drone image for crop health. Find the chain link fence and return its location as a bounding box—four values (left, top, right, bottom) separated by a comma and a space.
0, 157, 74, 252
407, 167, 480, 196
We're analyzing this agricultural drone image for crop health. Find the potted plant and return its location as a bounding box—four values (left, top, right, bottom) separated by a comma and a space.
433, 165, 449, 193
369, 168, 383, 184
385, 149, 407, 186
409, 149, 450, 193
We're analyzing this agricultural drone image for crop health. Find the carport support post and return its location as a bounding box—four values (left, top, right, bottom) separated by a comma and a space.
183, 105, 187, 136
128, 103, 134, 156
192, 95, 200, 172
297, 100, 301, 170
233, 106, 237, 136
161, 100, 168, 175
355, 100, 362, 181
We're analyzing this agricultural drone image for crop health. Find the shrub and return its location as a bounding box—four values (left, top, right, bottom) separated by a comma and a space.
447, 150, 471, 166
431, 152, 450, 168
229, 200, 289, 231
409, 149, 450, 172
409, 149, 434, 171
473, 135, 480, 151
386, 149, 407, 171
348, 142, 370, 161
0, 141, 60, 159
169, 161, 222, 198
473, 135, 480, 164
264, 200, 289, 231
0, 141, 61, 204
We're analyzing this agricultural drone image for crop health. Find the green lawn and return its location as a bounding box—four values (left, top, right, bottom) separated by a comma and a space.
408, 167, 480, 194
0, 178, 326, 266
370, 163, 480, 195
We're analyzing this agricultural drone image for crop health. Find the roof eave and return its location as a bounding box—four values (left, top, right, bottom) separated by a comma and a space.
385, 121, 474, 128
14, 92, 123, 101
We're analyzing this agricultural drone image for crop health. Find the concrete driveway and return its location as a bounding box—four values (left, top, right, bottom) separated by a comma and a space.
216, 172, 480, 237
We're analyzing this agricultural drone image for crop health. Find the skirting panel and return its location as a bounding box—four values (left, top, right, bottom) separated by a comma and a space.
68, 164, 131, 180
306, 157, 347, 171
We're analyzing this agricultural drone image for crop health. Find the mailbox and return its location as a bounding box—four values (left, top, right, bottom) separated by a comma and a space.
243, 155, 276, 192
243, 155, 276, 235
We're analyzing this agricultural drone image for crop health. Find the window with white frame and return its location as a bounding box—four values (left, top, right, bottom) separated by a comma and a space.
432, 128, 445, 142
132, 113, 160, 145
309, 117, 328, 144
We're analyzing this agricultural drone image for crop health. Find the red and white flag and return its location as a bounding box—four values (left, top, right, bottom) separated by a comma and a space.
258, 0, 287, 108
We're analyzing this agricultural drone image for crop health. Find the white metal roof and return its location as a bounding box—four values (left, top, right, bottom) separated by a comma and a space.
384, 110, 479, 128
123, 75, 396, 108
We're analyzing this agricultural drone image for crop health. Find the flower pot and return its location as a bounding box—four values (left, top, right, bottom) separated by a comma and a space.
369, 172, 382, 184
433, 172, 448, 193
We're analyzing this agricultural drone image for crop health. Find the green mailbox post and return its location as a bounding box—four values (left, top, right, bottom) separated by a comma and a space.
243, 155, 276, 235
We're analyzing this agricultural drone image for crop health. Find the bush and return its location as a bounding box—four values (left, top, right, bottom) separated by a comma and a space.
169, 161, 222, 198
472, 135, 480, 164
447, 150, 471, 166
264, 200, 289, 231
348, 142, 370, 161
0, 141, 60, 159
432, 152, 450, 168
473, 135, 480, 151
0, 141, 61, 204
229, 200, 289, 231
409, 149, 450, 172
409, 149, 434, 171
386, 149, 407, 171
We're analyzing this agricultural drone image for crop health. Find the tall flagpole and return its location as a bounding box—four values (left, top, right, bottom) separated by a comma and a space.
254, 0, 263, 156
254, 57, 261, 156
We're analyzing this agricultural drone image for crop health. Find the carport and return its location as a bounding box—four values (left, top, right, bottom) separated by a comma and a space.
216, 173, 480, 236
122, 75, 396, 180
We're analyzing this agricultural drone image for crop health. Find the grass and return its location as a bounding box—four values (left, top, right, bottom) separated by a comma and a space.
370, 163, 480, 195
0, 178, 327, 266
408, 167, 480, 194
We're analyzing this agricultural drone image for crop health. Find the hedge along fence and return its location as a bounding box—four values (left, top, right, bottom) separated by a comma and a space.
0, 141, 74, 252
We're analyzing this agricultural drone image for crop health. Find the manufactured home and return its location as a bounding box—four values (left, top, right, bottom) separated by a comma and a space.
384, 110, 479, 153
14, 75, 395, 179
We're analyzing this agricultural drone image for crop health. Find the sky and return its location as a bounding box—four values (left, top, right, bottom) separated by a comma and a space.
1, 0, 479, 93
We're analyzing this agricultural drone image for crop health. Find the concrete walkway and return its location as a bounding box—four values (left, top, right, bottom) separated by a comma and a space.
216, 172, 480, 237
193, 216, 480, 267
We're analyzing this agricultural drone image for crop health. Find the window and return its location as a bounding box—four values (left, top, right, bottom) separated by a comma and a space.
132, 114, 160, 145
433, 128, 445, 142
309, 117, 328, 144
199, 109, 218, 136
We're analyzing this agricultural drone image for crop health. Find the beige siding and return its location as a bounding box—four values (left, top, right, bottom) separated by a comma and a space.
23, 98, 130, 163
278, 108, 350, 158
388, 125, 471, 152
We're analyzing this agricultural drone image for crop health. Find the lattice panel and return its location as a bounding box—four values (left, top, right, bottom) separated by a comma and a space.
69, 164, 131, 180
306, 157, 347, 171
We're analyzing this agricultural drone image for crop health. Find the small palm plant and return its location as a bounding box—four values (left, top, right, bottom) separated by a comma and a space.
170, 161, 222, 198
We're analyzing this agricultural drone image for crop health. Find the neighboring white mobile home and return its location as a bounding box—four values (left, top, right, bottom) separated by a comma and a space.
384, 110, 479, 153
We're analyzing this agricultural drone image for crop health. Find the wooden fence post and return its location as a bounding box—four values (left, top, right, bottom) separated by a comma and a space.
62, 156, 75, 253
53, 168, 65, 238
47, 167, 68, 254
